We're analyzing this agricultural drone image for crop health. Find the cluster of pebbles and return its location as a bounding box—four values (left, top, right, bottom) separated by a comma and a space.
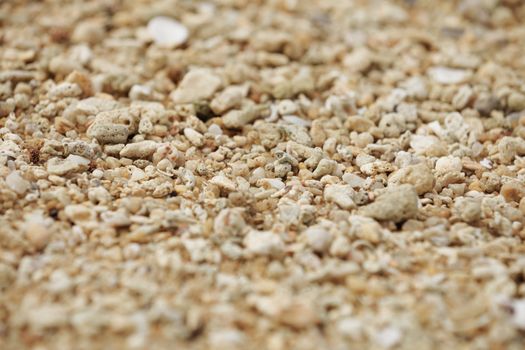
1, 0, 525, 349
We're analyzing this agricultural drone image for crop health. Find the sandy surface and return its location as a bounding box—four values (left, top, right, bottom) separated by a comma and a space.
1, 0, 525, 349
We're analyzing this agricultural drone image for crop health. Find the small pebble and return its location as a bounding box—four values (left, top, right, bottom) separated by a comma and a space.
147, 16, 189, 48
360, 184, 419, 222
171, 70, 221, 104
6, 170, 30, 194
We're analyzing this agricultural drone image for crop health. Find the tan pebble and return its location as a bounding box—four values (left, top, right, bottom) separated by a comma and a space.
171, 70, 221, 104
348, 215, 383, 243
312, 158, 336, 178
214, 208, 246, 236
119, 141, 158, 159
453, 197, 481, 223
0, 263, 16, 289
26, 304, 69, 331
64, 204, 95, 223
410, 135, 447, 156
72, 20, 105, 44
66, 71, 93, 97
452, 85, 473, 110
435, 156, 463, 174
47, 155, 90, 176
303, 225, 332, 253
24, 222, 52, 250
244, 230, 284, 257
210, 174, 237, 192
324, 184, 356, 210
508, 92, 525, 112
389, 163, 434, 195
183, 128, 204, 147
210, 85, 248, 114
345, 116, 374, 132
222, 104, 267, 129
87, 123, 129, 144
498, 137, 525, 164
469, 180, 483, 192
359, 184, 419, 222
278, 301, 318, 329
343, 173, 366, 188
48, 82, 82, 99
360, 160, 395, 176
6, 171, 30, 195
500, 181, 525, 203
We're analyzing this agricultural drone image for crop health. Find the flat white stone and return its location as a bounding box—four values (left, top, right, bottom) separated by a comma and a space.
428, 66, 471, 85
147, 16, 188, 48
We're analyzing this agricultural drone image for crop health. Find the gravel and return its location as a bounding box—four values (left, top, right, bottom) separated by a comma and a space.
1, 0, 525, 349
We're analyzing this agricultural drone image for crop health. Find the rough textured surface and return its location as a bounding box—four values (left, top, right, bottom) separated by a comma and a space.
1, 0, 525, 349
359, 184, 419, 222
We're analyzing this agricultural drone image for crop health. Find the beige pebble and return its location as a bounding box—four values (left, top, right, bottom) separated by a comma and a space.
508, 92, 525, 112
64, 204, 96, 223
87, 123, 129, 144
47, 155, 90, 176
278, 300, 318, 329
410, 135, 447, 156
389, 163, 434, 195
0, 263, 16, 289
183, 128, 204, 147
210, 85, 248, 114
453, 197, 481, 223
244, 230, 284, 257
24, 221, 52, 250
214, 208, 246, 236
428, 66, 471, 85
303, 225, 333, 253
360, 160, 396, 176
119, 141, 158, 159
210, 174, 237, 192
324, 184, 357, 210
222, 104, 266, 129
171, 70, 221, 104
500, 181, 525, 203
312, 158, 336, 178
435, 156, 463, 173
360, 184, 419, 222
6, 170, 30, 195
348, 215, 383, 243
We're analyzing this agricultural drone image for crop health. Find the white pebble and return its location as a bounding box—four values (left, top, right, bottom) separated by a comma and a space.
208, 123, 223, 136
210, 174, 236, 191
277, 99, 298, 115
171, 70, 221, 104
337, 317, 363, 340
281, 115, 311, 127
374, 327, 402, 349
435, 156, 462, 173
303, 225, 332, 253
343, 173, 366, 188
120, 141, 158, 159
512, 299, 525, 330
324, 184, 356, 210
244, 230, 284, 257
428, 66, 471, 85
183, 128, 204, 147
6, 170, 30, 194
129, 84, 152, 101
147, 16, 189, 48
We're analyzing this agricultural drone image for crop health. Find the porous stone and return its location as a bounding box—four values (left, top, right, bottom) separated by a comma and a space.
360, 184, 419, 222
